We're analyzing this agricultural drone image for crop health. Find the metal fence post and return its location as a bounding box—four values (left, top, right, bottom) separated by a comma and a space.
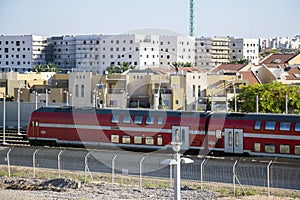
233, 160, 238, 196
170, 164, 173, 188
267, 160, 273, 197
112, 154, 117, 184
57, 150, 64, 178
200, 159, 206, 190
139, 156, 145, 188
84, 152, 90, 182
33, 148, 40, 178
6, 148, 12, 177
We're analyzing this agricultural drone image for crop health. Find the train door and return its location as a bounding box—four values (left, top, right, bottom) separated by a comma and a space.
224, 128, 243, 154
33, 120, 39, 137
172, 126, 189, 150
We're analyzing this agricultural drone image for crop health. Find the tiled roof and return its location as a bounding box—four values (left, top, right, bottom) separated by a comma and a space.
239, 71, 260, 84
260, 54, 298, 64
211, 64, 247, 73
283, 66, 300, 80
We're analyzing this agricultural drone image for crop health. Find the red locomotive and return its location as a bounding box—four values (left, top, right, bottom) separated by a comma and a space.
27, 107, 300, 158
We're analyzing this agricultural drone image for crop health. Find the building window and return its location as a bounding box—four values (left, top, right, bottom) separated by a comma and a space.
81, 85, 84, 97
4, 48, 8, 53
192, 85, 195, 97
75, 85, 79, 97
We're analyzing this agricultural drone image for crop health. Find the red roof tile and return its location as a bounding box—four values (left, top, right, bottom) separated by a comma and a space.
211, 64, 247, 73
239, 71, 260, 84
260, 54, 298, 64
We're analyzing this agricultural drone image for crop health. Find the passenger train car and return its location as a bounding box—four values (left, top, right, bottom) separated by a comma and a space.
27, 107, 300, 158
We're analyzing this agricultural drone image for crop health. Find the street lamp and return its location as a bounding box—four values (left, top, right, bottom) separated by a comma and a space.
256, 95, 263, 113
45, 89, 51, 107
64, 91, 72, 106
1, 92, 8, 145
285, 94, 292, 114
34, 91, 40, 110
161, 128, 194, 200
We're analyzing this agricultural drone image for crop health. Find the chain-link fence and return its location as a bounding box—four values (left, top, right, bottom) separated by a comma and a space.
0, 146, 299, 196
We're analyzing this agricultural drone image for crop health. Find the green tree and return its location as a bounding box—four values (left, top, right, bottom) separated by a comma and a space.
230, 58, 249, 64
106, 62, 135, 74
32, 63, 59, 72
230, 82, 300, 114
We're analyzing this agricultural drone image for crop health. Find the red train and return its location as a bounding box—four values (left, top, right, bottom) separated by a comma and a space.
27, 107, 300, 158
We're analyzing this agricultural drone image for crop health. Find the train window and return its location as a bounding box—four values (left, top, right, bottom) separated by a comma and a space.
157, 117, 164, 125
235, 132, 239, 146
111, 135, 119, 143
254, 121, 261, 130
145, 137, 154, 145
111, 115, 120, 123
280, 122, 291, 131
134, 116, 143, 124
157, 135, 163, 145
122, 136, 131, 144
295, 145, 300, 155
123, 116, 131, 124
228, 131, 233, 146
265, 144, 275, 153
215, 130, 222, 139
134, 136, 142, 144
146, 116, 154, 125
279, 144, 290, 154
254, 143, 261, 152
265, 121, 276, 130
295, 123, 300, 132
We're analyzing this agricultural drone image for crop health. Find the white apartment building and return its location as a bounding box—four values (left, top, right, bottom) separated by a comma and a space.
230, 38, 259, 65
0, 35, 47, 72
159, 35, 195, 67
75, 35, 101, 72
99, 34, 160, 73
50, 35, 76, 72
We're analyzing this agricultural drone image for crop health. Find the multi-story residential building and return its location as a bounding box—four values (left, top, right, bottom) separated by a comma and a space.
230, 38, 259, 65
50, 35, 76, 72
195, 36, 230, 70
0, 35, 47, 73
75, 35, 101, 72
259, 36, 300, 52
195, 37, 212, 70
159, 35, 195, 67
99, 34, 160, 73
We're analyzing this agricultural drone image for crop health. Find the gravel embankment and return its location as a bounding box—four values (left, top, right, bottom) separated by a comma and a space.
0, 177, 218, 200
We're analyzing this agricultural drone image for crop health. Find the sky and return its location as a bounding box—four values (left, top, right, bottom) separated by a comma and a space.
0, 0, 299, 38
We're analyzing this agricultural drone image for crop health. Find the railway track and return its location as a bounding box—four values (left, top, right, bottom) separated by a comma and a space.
0, 129, 29, 146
